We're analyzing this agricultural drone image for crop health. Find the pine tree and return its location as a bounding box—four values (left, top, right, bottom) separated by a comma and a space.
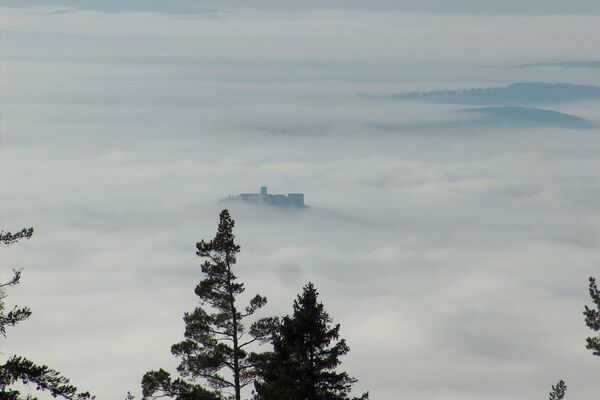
141, 369, 217, 400
253, 282, 368, 400
548, 380, 566, 400
583, 276, 600, 356
0, 228, 93, 400
142, 210, 275, 400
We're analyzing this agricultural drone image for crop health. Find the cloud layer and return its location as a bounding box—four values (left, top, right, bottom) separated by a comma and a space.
1, 5, 600, 400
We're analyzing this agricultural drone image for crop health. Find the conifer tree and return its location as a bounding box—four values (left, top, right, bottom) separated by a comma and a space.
142, 210, 275, 400
0, 228, 93, 400
548, 380, 566, 400
253, 282, 368, 400
583, 276, 600, 356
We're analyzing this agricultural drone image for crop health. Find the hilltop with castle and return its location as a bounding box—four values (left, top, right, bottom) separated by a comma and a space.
224, 186, 305, 208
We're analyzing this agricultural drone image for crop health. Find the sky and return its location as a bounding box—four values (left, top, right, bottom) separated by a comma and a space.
1, 2, 600, 400
3, 0, 600, 14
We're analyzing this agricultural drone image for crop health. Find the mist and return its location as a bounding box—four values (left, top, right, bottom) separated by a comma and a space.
1, 4, 600, 400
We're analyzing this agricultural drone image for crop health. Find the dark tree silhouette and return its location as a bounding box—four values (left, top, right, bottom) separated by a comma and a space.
548, 380, 566, 400
0, 228, 93, 400
583, 276, 600, 356
141, 369, 218, 400
142, 210, 275, 400
253, 282, 368, 400
0, 228, 33, 247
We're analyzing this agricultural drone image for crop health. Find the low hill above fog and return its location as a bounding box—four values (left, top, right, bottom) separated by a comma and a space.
393, 82, 600, 105
371, 106, 595, 133
464, 106, 595, 129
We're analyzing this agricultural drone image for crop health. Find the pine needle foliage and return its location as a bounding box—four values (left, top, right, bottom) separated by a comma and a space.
548, 380, 566, 400
142, 210, 275, 400
253, 282, 368, 400
583, 276, 600, 356
0, 228, 93, 400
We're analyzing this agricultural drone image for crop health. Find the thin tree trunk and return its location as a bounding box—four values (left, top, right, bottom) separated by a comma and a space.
227, 260, 241, 400
232, 303, 240, 400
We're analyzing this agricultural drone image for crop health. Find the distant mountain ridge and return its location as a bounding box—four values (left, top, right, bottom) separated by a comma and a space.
392, 82, 600, 105
464, 106, 595, 129
371, 106, 595, 133
515, 60, 600, 69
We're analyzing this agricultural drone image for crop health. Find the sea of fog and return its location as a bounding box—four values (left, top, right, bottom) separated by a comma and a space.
1, 6, 600, 399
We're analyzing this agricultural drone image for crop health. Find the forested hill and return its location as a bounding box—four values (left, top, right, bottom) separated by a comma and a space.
392, 82, 600, 105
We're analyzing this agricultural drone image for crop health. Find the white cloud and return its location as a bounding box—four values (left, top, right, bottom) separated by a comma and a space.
2, 5, 600, 400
